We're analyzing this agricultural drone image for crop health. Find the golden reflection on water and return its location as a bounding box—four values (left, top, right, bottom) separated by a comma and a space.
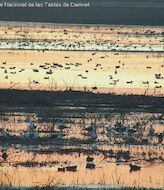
0, 23, 164, 188
0, 50, 163, 96
0, 113, 163, 188
0, 154, 163, 188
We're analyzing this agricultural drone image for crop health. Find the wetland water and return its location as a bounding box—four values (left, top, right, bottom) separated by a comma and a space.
0, 91, 164, 188
0, 19, 163, 189
0, 23, 163, 96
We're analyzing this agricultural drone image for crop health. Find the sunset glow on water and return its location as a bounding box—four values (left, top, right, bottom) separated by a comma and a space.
0, 21, 163, 189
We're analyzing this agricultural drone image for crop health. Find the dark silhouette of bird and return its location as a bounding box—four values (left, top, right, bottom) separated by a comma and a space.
2, 150, 8, 161
129, 164, 141, 172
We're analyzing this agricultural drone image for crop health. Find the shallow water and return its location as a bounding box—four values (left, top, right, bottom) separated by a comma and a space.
0, 161, 163, 188
0, 21, 163, 189
0, 112, 163, 188
0, 51, 163, 95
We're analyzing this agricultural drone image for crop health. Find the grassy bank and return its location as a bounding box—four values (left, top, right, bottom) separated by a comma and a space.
0, 89, 163, 113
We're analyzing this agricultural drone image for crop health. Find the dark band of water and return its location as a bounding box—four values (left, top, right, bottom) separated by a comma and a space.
0, 0, 164, 25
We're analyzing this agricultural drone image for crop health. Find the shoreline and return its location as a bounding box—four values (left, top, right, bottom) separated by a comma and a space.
0, 185, 162, 190
0, 89, 163, 112
0, 20, 164, 29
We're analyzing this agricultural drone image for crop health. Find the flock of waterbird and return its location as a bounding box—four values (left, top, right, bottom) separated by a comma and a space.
0, 24, 164, 51
1, 113, 163, 146
0, 52, 163, 94
0, 24, 164, 188
0, 24, 163, 94
0, 112, 163, 175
